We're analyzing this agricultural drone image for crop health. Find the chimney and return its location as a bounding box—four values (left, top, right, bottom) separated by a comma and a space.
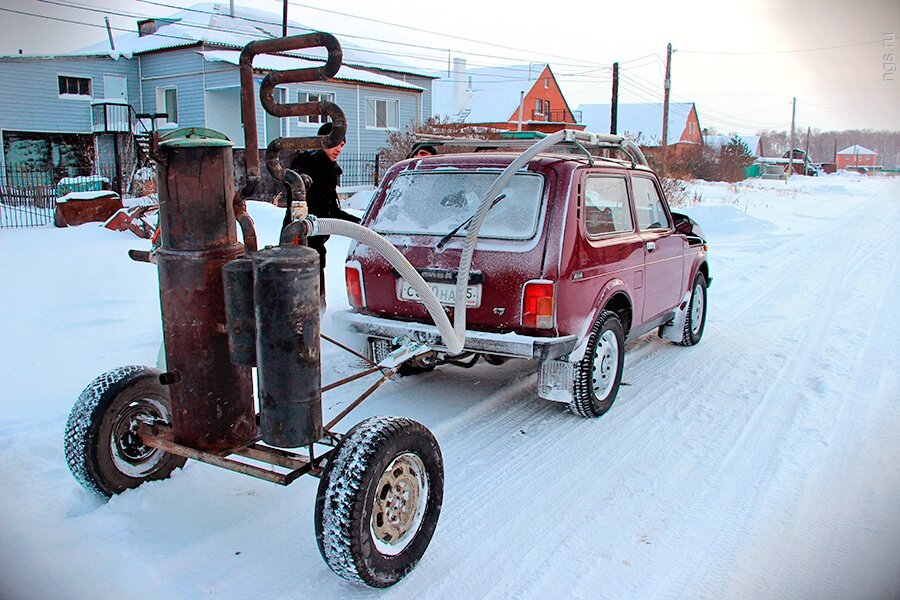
137, 19, 160, 37
452, 57, 468, 116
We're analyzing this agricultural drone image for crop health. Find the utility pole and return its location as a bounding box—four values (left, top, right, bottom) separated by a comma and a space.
610, 62, 619, 134
282, 0, 288, 37
805, 126, 811, 160
787, 96, 796, 180
661, 43, 672, 170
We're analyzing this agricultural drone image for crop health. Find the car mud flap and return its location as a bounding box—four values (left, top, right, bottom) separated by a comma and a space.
538, 359, 574, 403
658, 290, 692, 342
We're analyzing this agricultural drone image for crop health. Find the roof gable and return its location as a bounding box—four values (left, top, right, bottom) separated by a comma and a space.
837, 144, 876, 155
433, 63, 556, 122
577, 102, 695, 145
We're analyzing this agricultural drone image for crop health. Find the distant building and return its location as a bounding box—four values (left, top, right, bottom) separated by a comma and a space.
0, 2, 435, 189
576, 102, 703, 150
432, 60, 583, 133
836, 145, 880, 171
705, 134, 761, 157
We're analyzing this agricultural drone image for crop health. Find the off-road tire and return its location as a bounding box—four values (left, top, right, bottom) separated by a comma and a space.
569, 310, 625, 418
677, 272, 707, 347
64, 365, 186, 498
315, 416, 443, 587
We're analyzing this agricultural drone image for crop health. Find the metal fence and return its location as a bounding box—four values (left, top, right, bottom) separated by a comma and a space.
340, 153, 380, 187
0, 164, 139, 229
1, 152, 378, 228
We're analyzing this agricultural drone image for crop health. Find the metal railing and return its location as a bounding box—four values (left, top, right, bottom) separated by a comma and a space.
530, 109, 582, 123
91, 101, 166, 139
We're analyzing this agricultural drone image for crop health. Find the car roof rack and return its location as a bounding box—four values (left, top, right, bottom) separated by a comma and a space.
409, 129, 648, 168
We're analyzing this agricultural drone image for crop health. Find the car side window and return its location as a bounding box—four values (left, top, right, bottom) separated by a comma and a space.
583, 176, 633, 236
632, 176, 670, 230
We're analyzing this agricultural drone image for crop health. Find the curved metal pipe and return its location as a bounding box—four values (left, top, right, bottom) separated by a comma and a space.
232, 191, 258, 253
239, 32, 343, 196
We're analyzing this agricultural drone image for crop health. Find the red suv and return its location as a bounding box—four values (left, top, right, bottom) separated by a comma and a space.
337, 131, 710, 417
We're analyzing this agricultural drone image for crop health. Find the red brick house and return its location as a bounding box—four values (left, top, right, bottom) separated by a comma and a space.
836, 145, 880, 170
432, 59, 583, 133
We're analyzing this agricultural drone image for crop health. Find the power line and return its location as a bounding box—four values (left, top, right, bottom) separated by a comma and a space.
276, 0, 609, 69
679, 39, 881, 56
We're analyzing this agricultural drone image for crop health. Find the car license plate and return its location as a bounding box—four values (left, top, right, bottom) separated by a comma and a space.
399, 280, 481, 307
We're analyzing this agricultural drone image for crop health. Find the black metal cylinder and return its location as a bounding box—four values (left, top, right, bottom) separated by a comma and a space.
156, 139, 256, 452
253, 245, 322, 448
222, 257, 257, 366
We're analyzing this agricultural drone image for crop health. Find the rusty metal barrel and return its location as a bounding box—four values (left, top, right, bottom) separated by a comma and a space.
155, 128, 256, 452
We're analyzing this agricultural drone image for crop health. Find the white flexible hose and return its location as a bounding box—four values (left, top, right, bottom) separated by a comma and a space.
316, 218, 465, 354
316, 129, 571, 356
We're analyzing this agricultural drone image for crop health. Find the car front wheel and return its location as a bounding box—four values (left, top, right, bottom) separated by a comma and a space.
677, 272, 707, 347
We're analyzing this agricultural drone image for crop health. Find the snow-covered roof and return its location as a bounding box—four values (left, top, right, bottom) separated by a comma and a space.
576, 102, 696, 146
199, 51, 423, 92
705, 134, 761, 157
59, 3, 432, 79
432, 63, 552, 123
837, 144, 877, 156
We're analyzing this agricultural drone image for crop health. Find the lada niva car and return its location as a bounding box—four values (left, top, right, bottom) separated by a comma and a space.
336, 131, 710, 418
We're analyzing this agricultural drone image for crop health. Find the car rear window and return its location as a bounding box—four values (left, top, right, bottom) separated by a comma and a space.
369, 170, 545, 240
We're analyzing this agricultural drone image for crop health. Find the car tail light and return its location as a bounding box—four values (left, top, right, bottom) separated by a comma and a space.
345, 262, 365, 309
522, 281, 555, 329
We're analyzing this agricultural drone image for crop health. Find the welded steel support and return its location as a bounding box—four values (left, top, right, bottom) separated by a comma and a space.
156, 138, 256, 452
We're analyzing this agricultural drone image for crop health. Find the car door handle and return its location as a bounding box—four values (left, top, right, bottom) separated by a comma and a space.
646, 241, 656, 252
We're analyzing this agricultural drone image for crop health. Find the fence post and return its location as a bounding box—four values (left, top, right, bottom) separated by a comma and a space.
373, 154, 380, 187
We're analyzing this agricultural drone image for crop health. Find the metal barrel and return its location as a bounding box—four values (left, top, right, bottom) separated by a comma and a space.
222, 257, 257, 366
155, 130, 256, 452
253, 245, 323, 448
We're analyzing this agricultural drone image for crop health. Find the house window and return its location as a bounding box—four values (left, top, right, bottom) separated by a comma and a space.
544, 78, 549, 89
299, 91, 335, 124
58, 75, 91, 98
156, 87, 178, 124
365, 97, 399, 129
544, 100, 551, 116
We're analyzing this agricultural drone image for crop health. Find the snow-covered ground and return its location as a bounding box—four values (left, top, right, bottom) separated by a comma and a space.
1, 173, 898, 599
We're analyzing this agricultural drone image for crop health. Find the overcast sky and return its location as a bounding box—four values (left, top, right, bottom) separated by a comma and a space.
1, 0, 898, 133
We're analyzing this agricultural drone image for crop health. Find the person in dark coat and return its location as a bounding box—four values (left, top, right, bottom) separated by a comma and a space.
282, 122, 361, 305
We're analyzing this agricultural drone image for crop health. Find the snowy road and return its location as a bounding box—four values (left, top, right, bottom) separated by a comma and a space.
1, 175, 898, 599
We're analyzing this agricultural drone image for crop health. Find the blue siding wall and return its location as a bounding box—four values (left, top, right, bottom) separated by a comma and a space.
138, 48, 210, 129
0, 55, 139, 134
283, 82, 423, 158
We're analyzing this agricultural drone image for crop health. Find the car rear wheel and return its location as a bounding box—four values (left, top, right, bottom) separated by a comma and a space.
569, 310, 625, 418
677, 272, 707, 347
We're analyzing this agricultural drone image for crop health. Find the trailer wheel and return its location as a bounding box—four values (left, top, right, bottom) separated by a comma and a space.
64, 365, 186, 498
315, 416, 443, 588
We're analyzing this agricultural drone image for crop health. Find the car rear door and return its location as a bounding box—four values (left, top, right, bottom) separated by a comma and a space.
631, 174, 684, 322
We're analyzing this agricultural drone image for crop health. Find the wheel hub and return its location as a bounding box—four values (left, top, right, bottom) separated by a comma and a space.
371, 453, 428, 555
690, 283, 705, 336
110, 398, 167, 477
591, 330, 619, 399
